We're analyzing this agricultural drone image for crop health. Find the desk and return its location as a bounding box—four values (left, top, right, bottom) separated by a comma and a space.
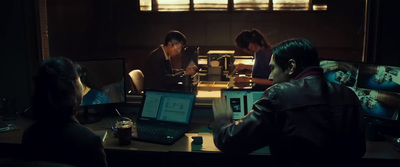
1, 106, 400, 167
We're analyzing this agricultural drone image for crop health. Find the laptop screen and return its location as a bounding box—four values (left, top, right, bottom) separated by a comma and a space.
221, 89, 264, 120
140, 90, 196, 124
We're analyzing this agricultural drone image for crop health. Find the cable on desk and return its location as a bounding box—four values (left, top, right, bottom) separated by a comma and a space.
100, 118, 117, 132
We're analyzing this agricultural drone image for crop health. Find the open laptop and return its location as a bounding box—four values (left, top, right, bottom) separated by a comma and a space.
132, 89, 196, 145
221, 89, 264, 120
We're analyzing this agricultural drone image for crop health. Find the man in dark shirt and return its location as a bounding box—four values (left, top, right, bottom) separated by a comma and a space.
144, 30, 197, 90
212, 38, 366, 166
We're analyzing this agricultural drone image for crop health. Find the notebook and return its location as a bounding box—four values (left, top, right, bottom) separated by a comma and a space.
132, 89, 196, 145
221, 89, 264, 120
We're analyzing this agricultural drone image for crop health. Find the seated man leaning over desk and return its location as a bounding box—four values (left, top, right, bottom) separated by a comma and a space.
143, 30, 197, 91
212, 38, 366, 167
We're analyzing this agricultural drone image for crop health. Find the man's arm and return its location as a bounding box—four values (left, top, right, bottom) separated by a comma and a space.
212, 93, 273, 153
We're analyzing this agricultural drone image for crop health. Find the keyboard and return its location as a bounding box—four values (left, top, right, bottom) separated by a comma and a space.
135, 124, 187, 145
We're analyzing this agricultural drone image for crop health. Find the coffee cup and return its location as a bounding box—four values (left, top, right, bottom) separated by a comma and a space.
115, 117, 133, 146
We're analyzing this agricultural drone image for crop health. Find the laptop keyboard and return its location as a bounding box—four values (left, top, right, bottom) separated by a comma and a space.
136, 124, 187, 144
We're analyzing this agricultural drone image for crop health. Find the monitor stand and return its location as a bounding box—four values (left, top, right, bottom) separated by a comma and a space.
76, 106, 102, 124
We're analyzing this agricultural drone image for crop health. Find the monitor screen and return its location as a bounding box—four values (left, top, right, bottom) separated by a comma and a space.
357, 63, 400, 94
319, 59, 359, 88
221, 89, 264, 120
355, 88, 399, 120
182, 46, 199, 69
75, 58, 126, 106
139, 89, 196, 124
320, 59, 400, 121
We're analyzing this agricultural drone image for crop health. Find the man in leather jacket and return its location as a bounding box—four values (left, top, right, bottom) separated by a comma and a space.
212, 39, 366, 166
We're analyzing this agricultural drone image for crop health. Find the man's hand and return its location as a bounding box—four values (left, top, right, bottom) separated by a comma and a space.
185, 65, 197, 75
234, 64, 247, 72
234, 64, 252, 75
212, 97, 233, 121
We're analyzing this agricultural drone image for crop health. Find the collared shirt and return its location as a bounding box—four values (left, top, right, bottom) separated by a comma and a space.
161, 44, 173, 73
161, 44, 170, 61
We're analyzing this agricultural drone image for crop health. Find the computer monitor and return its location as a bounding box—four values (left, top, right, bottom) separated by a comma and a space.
320, 59, 400, 121
355, 63, 400, 120
357, 63, 400, 94
182, 46, 199, 69
221, 89, 264, 120
75, 58, 126, 124
355, 88, 399, 120
319, 59, 359, 88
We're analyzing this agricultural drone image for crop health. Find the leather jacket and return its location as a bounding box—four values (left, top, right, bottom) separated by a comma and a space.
213, 67, 366, 166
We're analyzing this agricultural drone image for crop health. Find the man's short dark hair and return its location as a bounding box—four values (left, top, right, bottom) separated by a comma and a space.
164, 30, 186, 46
271, 38, 319, 73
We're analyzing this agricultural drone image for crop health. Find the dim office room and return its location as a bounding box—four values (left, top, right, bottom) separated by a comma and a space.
1, 0, 400, 167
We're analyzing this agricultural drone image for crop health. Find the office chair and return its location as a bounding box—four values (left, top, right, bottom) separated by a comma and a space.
101, 79, 125, 102
129, 69, 144, 94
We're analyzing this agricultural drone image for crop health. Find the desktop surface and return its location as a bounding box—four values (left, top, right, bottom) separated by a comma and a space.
1, 103, 400, 167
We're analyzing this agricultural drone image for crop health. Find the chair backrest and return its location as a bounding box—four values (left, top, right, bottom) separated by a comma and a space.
128, 69, 144, 94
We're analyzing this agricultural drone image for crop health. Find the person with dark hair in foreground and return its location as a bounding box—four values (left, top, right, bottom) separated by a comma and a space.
144, 30, 197, 90
21, 57, 108, 167
234, 29, 273, 90
212, 39, 366, 166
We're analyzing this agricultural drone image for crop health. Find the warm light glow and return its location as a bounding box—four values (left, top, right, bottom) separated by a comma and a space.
194, 0, 228, 11
159, 0, 186, 3
197, 90, 221, 98
140, 0, 151, 11
273, 0, 309, 11
234, 59, 254, 65
313, 4, 327, 11
140, 0, 327, 12
234, 0, 269, 11
194, 0, 227, 4
158, 0, 190, 11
